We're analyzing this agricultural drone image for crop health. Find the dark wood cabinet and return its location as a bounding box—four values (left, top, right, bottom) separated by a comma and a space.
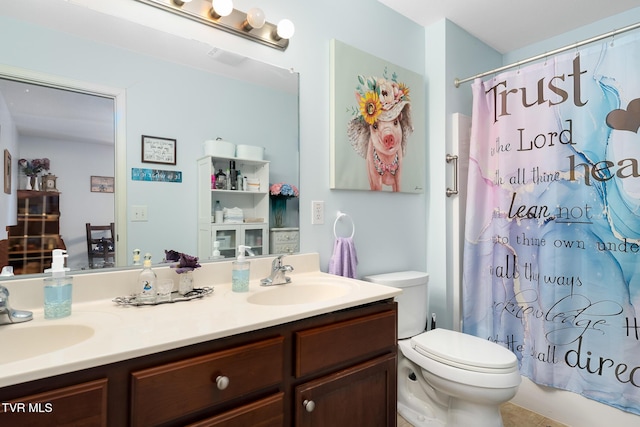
0, 300, 397, 426
130, 336, 284, 427
295, 354, 397, 427
0, 378, 107, 427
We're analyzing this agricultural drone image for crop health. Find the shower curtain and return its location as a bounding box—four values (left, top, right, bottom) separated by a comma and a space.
463, 32, 640, 415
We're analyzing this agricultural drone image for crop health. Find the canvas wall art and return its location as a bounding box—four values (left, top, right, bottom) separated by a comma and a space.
330, 39, 425, 193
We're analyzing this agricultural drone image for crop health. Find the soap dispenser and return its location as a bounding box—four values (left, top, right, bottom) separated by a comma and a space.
137, 253, 157, 303
43, 249, 72, 319
211, 240, 223, 260
232, 245, 251, 292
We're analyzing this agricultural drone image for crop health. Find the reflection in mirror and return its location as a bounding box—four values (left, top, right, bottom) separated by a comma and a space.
0, 79, 116, 274
0, 9, 299, 279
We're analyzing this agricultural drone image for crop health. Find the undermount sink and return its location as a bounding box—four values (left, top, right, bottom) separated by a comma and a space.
0, 324, 95, 364
247, 282, 351, 306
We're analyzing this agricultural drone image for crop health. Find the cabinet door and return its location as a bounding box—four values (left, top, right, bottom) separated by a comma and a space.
242, 224, 268, 255
213, 225, 240, 258
0, 378, 108, 427
294, 353, 397, 427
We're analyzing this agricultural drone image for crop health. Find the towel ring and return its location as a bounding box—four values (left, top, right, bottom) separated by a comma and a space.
334, 211, 355, 239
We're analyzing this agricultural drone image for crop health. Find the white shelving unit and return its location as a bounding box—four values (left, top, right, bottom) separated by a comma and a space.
197, 156, 270, 260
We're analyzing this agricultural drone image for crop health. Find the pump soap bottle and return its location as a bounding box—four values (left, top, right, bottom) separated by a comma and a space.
43, 249, 72, 319
232, 245, 251, 292
137, 253, 157, 303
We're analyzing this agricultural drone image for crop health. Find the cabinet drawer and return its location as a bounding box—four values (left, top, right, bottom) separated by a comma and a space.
0, 378, 107, 427
295, 310, 397, 378
186, 392, 284, 427
131, 336, 284, 427
271, 230, 299, 242
272, 243, 299, 254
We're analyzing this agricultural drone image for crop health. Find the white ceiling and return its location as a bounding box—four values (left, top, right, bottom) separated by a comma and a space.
0, 79, 115, 145
379, 0, 640, 53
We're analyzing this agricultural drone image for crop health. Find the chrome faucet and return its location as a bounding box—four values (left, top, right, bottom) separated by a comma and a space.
0, 285, 33, 325
260, 255, 294, 286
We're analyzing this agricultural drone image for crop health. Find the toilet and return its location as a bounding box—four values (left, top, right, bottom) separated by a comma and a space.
364, 272, 521, 427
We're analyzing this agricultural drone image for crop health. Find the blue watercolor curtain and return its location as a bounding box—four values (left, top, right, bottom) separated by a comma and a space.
463, 32, 640, 414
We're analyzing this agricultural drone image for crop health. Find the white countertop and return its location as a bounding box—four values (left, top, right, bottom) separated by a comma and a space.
0, 253, 400, 388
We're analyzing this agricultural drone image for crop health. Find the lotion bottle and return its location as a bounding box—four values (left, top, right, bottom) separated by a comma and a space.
211, 240, 223, 259
137, 253, 157, 303
43, 249, 72, 319
232, 245, 251, 292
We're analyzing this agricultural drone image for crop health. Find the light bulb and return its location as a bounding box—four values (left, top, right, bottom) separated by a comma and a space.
276, 19, 295, 40
211, 0, 233, 18
245, 8, 266, 30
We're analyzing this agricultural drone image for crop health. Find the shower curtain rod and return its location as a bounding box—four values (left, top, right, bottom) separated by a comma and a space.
454, 21, 640, 88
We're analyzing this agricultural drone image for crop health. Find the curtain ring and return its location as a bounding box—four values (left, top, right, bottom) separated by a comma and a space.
610, 30, 616, 47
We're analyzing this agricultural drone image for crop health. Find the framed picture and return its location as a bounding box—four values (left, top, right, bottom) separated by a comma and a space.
91, 176, 115, 193
330, 39, 425, 193
4, 148, 11, 194
141, 135, 177, 165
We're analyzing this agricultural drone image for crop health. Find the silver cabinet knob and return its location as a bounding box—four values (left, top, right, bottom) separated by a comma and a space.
303, 399, 315, 412
215, 375, 229, 390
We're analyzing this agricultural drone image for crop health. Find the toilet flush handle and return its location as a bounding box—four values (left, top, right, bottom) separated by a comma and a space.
302, 399, 315, 412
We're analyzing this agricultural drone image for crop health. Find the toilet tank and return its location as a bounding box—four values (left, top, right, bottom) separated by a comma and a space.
364, 271, 429, 339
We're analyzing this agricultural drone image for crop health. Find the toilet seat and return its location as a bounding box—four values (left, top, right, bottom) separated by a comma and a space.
410, 329, 518, 374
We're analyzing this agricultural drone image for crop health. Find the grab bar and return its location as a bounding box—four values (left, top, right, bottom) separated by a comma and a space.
446, 154, 458, 197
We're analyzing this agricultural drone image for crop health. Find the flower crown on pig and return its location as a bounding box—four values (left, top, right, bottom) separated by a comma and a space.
347, 69, 414, 158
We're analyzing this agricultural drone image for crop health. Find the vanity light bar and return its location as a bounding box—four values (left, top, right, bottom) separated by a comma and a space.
134, 0, 291, 51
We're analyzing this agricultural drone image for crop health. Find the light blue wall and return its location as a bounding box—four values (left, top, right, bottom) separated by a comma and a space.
0, 94, 18, 230
424, 20, 501, 329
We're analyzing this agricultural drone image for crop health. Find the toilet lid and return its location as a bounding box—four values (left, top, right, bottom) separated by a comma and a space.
411, 329, 517, 373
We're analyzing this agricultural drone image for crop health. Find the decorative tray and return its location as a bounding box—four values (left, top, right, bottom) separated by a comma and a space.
113, 287, 214, 306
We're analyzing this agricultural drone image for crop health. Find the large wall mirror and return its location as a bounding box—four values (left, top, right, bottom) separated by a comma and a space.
0, 3, 299, 277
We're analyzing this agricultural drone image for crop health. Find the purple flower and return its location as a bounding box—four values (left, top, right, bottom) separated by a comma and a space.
165, 250, 201, 273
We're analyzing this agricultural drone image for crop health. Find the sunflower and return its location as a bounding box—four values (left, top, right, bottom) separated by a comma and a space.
359, 91, 382, 125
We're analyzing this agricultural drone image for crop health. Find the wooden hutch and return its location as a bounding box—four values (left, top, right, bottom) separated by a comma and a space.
0, 190, 65, 275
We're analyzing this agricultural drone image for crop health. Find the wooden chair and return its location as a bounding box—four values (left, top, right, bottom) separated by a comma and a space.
86, 223, 115, 268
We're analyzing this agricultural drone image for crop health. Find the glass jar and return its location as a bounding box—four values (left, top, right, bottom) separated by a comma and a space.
178, 270, 194, 295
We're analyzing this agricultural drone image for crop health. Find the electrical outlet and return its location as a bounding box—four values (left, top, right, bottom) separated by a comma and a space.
132, 205, 148, 222
312, 200, 324, 224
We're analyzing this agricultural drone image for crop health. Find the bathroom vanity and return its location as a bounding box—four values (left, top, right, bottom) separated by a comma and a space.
0, 253, 400, 426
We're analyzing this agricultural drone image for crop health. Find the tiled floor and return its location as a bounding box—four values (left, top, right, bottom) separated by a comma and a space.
397, 402, 568, 427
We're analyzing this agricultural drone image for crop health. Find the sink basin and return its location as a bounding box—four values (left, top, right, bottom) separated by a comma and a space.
0, 324, 95, 364
247, 283, 350, 306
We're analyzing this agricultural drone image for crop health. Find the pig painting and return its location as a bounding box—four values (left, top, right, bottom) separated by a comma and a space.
347, 74, 413, 191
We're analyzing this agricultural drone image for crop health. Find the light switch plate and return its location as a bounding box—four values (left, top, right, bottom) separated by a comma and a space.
132, 205, 148, 222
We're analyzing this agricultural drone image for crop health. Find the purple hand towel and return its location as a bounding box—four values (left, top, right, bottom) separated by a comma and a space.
328, 236, 358, 279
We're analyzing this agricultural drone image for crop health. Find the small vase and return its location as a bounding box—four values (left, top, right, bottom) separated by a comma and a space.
272, 197, 287, 228
25, 176, 33, 190
33, 176, 40, 191
178, 271, 194, 295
